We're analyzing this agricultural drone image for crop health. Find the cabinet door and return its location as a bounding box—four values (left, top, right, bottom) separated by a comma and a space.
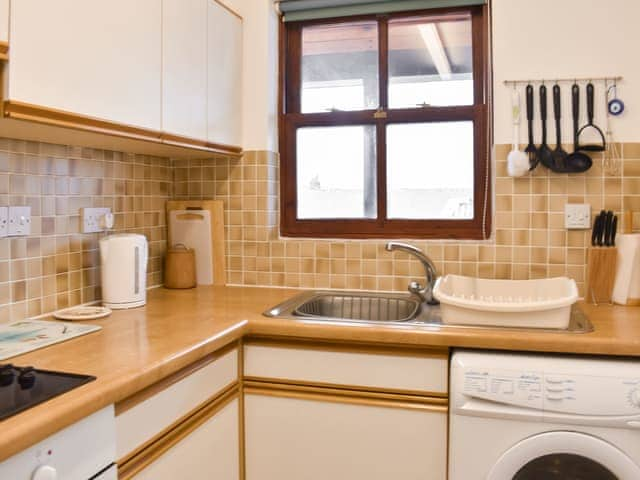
0, 0, 8, 43
162, 0, 207, 140
9, 0, 162, 130
207, 1, 242, 147
132, 398, 239, 480
245, 393, 447, 480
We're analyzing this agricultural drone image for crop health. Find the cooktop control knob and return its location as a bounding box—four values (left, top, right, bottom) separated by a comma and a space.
18, 366, 36, 390
0, 364, 14, 386
32, 464, 57, 480
630, 389, 640, 408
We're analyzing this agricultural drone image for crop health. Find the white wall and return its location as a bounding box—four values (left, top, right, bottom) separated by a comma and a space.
220, 0, 279, 151
237, 0, 640, 151
492, 0, 640, 144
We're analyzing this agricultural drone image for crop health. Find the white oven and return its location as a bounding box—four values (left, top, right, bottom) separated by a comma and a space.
0, 406, 116, 480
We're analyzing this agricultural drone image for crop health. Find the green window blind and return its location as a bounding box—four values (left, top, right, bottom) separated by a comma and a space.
276, 0, 486, 21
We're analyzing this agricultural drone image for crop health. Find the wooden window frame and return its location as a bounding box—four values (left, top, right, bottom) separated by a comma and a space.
279, 5, 491, 240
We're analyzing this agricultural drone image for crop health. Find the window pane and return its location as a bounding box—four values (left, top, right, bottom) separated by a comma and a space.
301, 21, 379, 113
387, 122, 474, 219
388, 14, 473, 109
297, 126, 377, 219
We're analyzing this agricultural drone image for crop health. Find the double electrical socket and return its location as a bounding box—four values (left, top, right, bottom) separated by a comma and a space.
0, 206, 32, 238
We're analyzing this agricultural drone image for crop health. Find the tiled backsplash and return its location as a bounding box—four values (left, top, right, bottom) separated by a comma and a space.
0, 137, 171, 323
1, 136, 638, 323
176, 145, 640, 298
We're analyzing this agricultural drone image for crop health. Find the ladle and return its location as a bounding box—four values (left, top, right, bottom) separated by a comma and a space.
564, 83, 593, 173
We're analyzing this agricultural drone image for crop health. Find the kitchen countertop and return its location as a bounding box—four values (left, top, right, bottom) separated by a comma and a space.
2, 285, 640, 461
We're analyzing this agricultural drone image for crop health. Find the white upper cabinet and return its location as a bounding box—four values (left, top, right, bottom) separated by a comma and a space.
162, 0, 208, 140
207, 1, 242, 147
0, 0, 8, 44
9, 0, 162, 131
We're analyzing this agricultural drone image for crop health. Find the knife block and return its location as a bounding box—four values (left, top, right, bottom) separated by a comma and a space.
586, 247, 618, 304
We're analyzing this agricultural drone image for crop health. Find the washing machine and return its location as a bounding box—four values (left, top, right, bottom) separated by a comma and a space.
449, 350, 640, 479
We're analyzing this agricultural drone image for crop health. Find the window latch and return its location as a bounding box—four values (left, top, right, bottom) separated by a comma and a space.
373, 108, 387, 119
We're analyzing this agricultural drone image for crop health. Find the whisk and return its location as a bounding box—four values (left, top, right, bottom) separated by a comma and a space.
604, 80, 621, 176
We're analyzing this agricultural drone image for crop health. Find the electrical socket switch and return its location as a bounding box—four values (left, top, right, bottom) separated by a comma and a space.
8, 206, 31, 236
0, 207, 8, 238
81, 208, 112, 233
565, 204, 591, 230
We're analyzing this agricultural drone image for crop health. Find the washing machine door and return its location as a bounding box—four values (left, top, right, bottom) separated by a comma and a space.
488, 431, 640, 480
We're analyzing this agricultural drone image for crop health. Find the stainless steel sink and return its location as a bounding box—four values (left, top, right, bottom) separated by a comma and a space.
263, 290, 593, 333
294, 293, 420, 322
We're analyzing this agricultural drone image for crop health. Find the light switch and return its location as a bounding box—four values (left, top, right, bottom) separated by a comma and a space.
564, 204, 591, 230
0, 207, 8, 238
8, 206, 31, 236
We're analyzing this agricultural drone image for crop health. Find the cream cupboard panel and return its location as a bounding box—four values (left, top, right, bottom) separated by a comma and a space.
207, 1, 242, 147
245, 394, 447, 480
0, 0, 8, 43
116, 348, 237, 460
244, 344, 448, 394
9, 0, 162, 130
162, 0, 207, 140
132, 399, 239, 480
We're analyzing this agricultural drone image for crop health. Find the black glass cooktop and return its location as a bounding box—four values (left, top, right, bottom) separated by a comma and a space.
0, 364, 95, 421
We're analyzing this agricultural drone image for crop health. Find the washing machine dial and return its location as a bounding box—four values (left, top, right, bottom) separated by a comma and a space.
629, 389, 640, 408
32, 464, 57, 480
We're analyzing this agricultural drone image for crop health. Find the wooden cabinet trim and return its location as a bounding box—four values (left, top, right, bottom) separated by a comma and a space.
244, 381, 448, 413
118, 385, 239, 479
238, 338, 247, 480
115, 342, 239, 416
0, 41, 8, 60
3, 100, 242, 155
244, 336, 449, 360
244, 376, 448, 399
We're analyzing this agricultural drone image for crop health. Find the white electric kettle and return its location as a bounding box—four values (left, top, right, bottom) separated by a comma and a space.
100, 234, 148, 309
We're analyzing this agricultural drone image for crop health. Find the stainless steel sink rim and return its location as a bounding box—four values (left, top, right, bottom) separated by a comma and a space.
263, 290, 594, 334
293, 293, 420, 322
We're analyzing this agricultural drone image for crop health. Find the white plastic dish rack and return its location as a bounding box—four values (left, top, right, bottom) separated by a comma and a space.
432, 275, 579, 329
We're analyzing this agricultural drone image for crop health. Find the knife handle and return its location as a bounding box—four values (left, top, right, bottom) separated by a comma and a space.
591, 215, 600, 247
611, 215, 618, 246
603, 211, 614, 246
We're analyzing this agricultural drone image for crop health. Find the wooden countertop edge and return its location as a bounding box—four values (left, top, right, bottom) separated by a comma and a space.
0, 285, 639, 462
0, 320, 248, 462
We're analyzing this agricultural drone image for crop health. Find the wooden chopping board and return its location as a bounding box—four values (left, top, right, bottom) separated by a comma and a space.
167, 200, 226, 286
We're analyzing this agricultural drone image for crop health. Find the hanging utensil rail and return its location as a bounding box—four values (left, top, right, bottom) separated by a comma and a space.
504, 76, 622, 86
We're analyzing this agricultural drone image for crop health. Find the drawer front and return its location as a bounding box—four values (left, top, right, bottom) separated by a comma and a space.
116, 347, 238, 460
244, 342, 448, 395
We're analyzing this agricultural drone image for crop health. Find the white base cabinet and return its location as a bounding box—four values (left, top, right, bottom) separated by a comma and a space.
245, 393, 448, 480
131, 398, 239, 480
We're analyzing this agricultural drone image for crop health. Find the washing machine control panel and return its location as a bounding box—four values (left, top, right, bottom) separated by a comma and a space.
461, 367, 640, 416
462, 369, 544, 409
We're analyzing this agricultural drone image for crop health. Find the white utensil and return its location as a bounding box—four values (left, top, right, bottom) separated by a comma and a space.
507, 89, 529, 177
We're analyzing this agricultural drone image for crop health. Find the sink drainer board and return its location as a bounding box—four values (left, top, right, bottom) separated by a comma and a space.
264, 290, 593, 333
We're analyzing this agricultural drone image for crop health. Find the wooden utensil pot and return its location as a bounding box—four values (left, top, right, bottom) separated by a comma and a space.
164, 245, 197, 289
